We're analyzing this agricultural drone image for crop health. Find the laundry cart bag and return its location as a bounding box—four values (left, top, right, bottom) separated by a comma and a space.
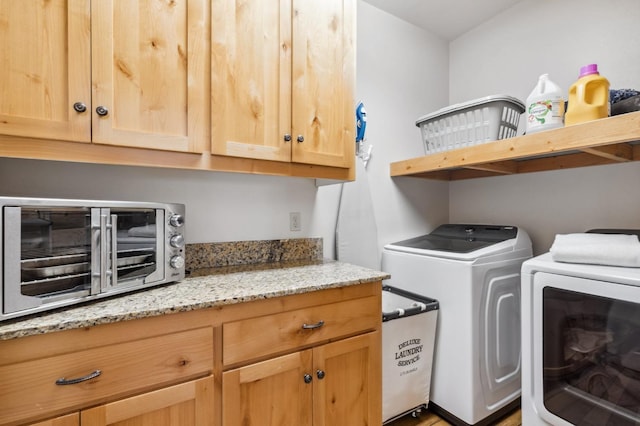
382, 285, 439, 424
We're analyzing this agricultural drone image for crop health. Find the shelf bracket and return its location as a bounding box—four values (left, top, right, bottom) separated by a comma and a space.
464, 160, 518, 175
579, 143, 633, 162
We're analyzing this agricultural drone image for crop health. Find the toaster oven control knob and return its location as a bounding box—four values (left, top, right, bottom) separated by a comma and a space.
169, 214, 184, 228
170, 255, 185, 269
170, 234, 185, 248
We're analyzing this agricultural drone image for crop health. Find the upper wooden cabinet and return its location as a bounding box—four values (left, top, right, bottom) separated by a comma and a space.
0, 0, 356, 179
0, 0, 91, 142
0, 0, 209, 153
211, 0, 355, 169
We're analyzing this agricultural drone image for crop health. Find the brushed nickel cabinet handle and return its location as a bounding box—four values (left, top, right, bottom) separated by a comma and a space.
296, 135, 304, 143
284, 134, 292, 142
302, 320, 324, 330
55, 369, 102, 385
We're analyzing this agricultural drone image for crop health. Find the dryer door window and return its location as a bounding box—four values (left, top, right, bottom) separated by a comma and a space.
542, 287, 640, 425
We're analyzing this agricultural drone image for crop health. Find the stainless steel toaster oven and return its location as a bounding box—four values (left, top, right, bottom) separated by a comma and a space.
0, 197, 185, 321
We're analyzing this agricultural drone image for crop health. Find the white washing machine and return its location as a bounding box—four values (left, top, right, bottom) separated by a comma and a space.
382, 224, 532, 426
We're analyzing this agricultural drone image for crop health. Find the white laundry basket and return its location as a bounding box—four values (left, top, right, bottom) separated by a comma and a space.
382, 285, 439, 424
416, 95, 525, 154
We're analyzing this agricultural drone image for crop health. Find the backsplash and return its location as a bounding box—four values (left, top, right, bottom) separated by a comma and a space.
185, 238, 323, 270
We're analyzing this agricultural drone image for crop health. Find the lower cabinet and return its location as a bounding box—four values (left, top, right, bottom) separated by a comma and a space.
0, 310, 215, 426
29, 414, 79, 426
81, 376, 214, 426
223, 350, 313, 425
31, 377, 214, 426
313, 332, 380, 425
222, 332, 380, 426
0, 282, 382, 426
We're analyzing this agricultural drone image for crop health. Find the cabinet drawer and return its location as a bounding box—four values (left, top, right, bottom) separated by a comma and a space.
223, 295, 379, 366
0, 327, 213, 426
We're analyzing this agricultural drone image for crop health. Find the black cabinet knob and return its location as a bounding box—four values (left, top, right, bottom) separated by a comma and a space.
73, 102, 87, 113
96, 106, 109, 116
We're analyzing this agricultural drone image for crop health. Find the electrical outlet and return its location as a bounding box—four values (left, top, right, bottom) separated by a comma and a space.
290, 212, 301, 231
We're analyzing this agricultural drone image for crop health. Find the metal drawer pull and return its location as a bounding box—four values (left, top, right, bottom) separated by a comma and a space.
55, 369, 102, 385
302, 320, 324, 330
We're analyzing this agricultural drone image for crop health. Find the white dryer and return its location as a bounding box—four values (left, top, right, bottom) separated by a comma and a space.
382, 224, 532, 426
521, 250, 640, 426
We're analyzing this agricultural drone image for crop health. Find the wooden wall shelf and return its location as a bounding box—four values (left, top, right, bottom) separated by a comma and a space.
390, 111, 640, 180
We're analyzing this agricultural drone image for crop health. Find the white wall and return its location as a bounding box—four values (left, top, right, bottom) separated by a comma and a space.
0, 1, 450, 269
449, 0, 640, 103
0, 159, 318, 244
448, 0, 640, 254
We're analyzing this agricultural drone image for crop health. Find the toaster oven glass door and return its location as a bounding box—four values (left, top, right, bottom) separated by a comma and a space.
533, 273, 640, 426
106, 207, 163, 289
3, 206, 163, 315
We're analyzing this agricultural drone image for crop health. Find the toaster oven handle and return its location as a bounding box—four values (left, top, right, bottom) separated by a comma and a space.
100, 211, 110, 292
90, 209, 103, 295
110, 214, 118, 288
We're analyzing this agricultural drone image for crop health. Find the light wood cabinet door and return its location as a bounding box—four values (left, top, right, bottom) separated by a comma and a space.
211, 0, 292, 162
211, 0, 355, 169
313, 332, 382, 426
222, 332, 381, 426
80, 376, 214, 426
222, 350, 313, 426
0, 0, 91, 142
0, 0, 208, 153
30, 413, 80, 426
291, 0, 355, 168
91, 0, 209, 152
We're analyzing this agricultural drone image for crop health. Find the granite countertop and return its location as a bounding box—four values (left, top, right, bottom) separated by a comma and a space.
0, 259, 389, 341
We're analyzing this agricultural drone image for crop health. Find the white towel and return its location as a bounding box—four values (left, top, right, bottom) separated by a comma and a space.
550, 233, 640, 267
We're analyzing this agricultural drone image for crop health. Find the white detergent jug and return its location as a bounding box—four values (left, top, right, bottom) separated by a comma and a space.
526, 74, 565, 134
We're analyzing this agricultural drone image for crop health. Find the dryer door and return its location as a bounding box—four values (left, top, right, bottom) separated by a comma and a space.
532, 272, 640, 426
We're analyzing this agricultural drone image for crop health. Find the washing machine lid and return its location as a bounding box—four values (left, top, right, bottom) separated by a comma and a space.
384, 224, 530, 261
390, 224, 517, 253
